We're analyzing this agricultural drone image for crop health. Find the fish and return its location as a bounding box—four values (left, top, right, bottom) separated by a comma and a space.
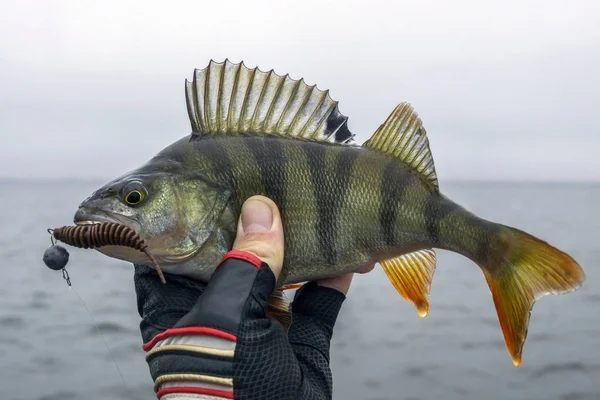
72, 59, 585, 367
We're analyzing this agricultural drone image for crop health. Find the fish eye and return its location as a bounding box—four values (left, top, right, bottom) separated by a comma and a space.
125, 190, 143, 205
121, 182, 147, 206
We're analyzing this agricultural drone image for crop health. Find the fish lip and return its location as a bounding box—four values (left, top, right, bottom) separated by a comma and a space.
73, 208, 141, 232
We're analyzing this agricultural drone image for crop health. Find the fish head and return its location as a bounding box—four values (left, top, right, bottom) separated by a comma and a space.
74, 161, 234, 270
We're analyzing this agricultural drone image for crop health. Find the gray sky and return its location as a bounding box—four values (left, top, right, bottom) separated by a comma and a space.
1, 0, 599, 181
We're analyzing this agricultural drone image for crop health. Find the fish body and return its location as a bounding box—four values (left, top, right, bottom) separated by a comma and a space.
143, 134, 480, 284
74, 60, 585, 367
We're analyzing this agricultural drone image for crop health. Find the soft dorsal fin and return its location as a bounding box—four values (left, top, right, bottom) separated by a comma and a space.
185, 59, 354, 144
363, 103, 438, 190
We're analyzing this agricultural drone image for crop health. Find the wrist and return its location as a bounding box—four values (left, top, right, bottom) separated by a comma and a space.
141, 250, 276, 399
292, 281, 346, 329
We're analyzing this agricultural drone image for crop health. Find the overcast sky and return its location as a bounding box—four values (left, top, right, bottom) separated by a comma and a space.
1, 0, 598, 181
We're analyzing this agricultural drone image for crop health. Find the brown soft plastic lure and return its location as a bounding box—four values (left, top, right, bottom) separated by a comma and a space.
50, 222, 166, 284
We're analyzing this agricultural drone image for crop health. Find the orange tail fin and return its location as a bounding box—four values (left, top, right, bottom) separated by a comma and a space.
482, 227, 585, 366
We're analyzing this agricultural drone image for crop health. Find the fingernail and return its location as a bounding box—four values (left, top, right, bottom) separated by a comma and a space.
241, 199, 273, 233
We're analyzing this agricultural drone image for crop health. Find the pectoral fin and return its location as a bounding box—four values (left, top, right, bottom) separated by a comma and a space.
380, 249, 437, 317
267, 290, 293, 332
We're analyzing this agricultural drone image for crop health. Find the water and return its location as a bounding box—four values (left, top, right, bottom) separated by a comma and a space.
0, 180, 598, 400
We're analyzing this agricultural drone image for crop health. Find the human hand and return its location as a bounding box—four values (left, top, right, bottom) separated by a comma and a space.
134, 195, 364, 400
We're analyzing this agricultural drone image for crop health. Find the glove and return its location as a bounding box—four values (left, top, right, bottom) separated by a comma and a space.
133, 196, 352, 400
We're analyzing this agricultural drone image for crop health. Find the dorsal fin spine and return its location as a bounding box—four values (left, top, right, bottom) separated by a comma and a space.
226, 62, 242, 132
278, 79, 307, 134
185, 79, 199, 133
237, 66, 256, 133
218, 60, 236, 132
249, 70, 269, 131
187, 71, 203, 133
196, 71, 207, 133
250, 70, 272, 131
274, 78, 301, 132
300, 89, 328, 139
315, 100, 337, 140
262, 73, 286, 132
288, 83, 314, 134
204, 63, 212, 132
216, 61, 226, 132
248, 69, 269, 131
315, 91, 336, 140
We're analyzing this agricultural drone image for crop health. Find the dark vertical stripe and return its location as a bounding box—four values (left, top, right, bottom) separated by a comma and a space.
335, 147, 360, 199
379, 160, 404, 246
302, 143, 359, 266
424, 193, 454, 246
200, 138, 235, 196
475, 218, 500, 267
303, 142, 333, 265
246, 136, 286, 208
476, 228, 493, 268
334, 147, 361, 258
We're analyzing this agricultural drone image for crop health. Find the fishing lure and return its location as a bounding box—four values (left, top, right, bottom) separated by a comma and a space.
44, 223, 166, 284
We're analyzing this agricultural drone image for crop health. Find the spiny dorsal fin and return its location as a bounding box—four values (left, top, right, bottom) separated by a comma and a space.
380, 249, 437, 317
363, 103, 438, 190
185, 59, 354, 144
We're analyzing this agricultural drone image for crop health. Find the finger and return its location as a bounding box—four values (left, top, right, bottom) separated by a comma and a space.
358, 263, 376, 274
232, 195, 285, 279
316, 273, 354, 296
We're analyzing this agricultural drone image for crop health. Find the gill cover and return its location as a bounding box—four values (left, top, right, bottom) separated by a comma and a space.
155, 179, 233, 265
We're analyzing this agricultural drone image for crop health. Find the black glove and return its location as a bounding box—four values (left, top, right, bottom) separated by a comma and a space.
134, 250, 347, 400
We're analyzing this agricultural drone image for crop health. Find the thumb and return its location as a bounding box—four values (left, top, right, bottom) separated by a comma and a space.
232, 195, 285, 279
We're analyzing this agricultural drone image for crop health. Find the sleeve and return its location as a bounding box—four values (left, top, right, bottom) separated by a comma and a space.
134, 251, 347, 400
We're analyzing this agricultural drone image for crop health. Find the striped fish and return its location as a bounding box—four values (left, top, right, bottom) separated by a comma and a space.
74, 60, 585, 367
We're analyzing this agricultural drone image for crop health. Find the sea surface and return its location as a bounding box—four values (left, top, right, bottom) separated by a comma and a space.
0, 180, 598, 400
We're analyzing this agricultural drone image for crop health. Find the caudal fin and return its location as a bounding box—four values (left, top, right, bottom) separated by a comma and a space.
482, 227, 585, 367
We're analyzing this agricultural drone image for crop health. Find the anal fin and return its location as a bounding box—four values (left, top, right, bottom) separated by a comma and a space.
380, 249, 437, 317
279, 283, 304, 291
267, 290, 293, 333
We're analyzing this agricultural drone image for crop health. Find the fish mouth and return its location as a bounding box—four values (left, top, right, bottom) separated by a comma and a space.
73, 208, 141, 232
